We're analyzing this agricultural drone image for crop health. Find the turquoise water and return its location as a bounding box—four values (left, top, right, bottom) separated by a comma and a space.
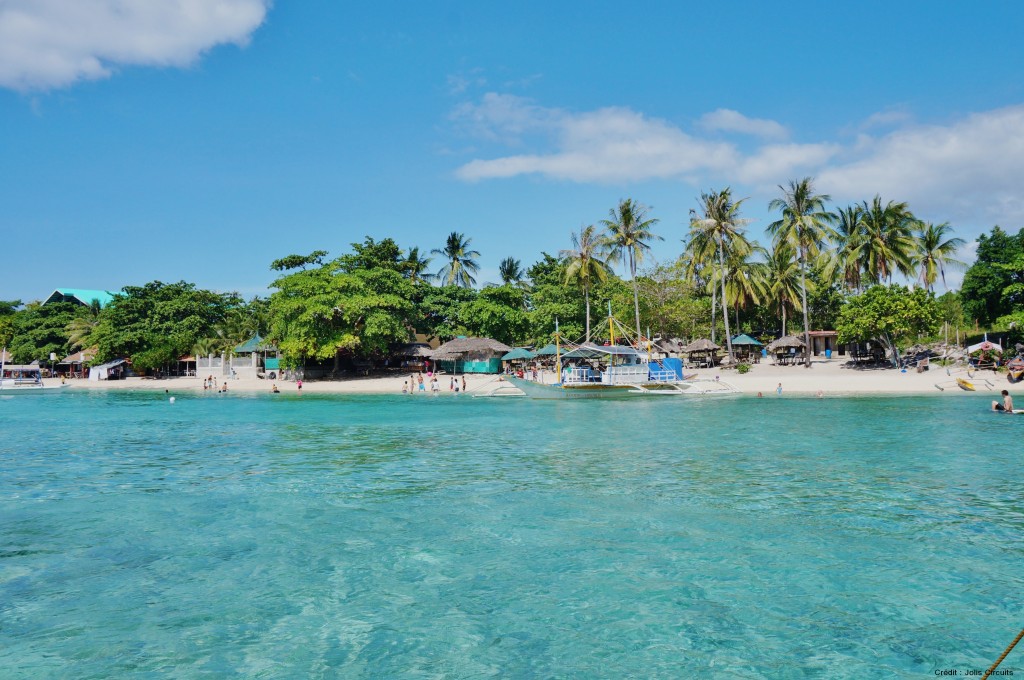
1, 390, 1022, 678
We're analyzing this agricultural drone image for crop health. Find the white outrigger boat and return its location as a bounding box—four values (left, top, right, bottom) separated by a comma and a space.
0, 349, 70, 393
505, 313, 739, 400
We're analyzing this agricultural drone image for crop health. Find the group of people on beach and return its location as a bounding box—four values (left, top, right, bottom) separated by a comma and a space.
202, 376, 229, 393
402, 372, 464, 395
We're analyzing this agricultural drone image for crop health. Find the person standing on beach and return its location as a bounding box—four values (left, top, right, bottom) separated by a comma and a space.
297, 379, 303, 392
431, 377, 440, 395
461, 376, 467, 393
776, 382, 782, 395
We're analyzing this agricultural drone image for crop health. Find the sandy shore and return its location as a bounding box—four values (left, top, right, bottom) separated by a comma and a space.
53, 356, 1015, 397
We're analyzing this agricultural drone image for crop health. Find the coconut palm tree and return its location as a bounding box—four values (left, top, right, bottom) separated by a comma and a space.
403, 247, 434, 284
767, 177, 836, 368
600, 199, 661, 343
913, 222, 966, 291
859, 196, 916, 285
65, 299, 103, 351
823, 204, 867, 293
764, 241, 805, 337
560, 225, 612, 341
718, 244, 768, 332
498, 257, 525, 285
432, 232, 481, 288
689, 188, 751, 362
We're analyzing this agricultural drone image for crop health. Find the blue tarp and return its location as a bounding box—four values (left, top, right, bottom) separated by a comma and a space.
652, 357, 684, 379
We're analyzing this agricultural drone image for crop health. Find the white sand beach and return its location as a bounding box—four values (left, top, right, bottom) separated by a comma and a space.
55, 356, 1015, 398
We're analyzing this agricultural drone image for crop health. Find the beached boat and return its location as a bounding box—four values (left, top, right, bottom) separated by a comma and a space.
506, 343, 739, 399
0, 359, 69, 393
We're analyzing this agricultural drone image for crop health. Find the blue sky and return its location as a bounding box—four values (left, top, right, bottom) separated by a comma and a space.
3, 1, 1024, 303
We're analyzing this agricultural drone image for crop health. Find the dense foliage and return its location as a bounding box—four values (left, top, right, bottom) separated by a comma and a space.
5, 181, 1019, 374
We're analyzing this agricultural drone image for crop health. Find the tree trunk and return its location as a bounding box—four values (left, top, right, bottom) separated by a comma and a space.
630, 253, 642, 344
719, 237, 733, 361
799, 246, 811, 368
710, 278, 717, 344
584, 286, 591, 342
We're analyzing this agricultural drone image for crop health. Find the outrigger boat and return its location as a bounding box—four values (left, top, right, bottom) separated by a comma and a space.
0, 349, 70, 393
506, 309, 739, 399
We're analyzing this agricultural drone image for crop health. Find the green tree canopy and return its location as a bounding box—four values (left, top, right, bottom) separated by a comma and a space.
959, 226, 1024, 325
835, 284, 940, 364
91, 281, 237, 370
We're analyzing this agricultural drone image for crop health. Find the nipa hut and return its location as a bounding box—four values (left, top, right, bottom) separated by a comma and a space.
430, 337, 513, 374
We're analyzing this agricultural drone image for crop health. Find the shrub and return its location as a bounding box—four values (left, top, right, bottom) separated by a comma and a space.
737, 363, 751, 374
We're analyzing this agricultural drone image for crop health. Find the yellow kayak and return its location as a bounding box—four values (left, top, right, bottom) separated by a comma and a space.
956, 377, 976, 391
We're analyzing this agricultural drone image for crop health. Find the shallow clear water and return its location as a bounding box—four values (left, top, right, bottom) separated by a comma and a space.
1, 390, 1022, 678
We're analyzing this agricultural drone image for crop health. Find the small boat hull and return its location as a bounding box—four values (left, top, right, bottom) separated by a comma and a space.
505, 375, 739, 399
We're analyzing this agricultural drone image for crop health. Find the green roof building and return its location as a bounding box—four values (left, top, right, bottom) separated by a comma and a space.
44, 288, 116, 308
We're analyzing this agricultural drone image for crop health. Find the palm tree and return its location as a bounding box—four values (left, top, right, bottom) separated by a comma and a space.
913, 222, 966, 291
720, 244, 768, 331
432, 232, 481, 288
404, 247, 434, 284
498, 257, 525, 285
65, 299, 103, 351
600, 198, 661, 342
859, 196, 916, 285
822, 205, 867, 293
560, 225, 611, 341
764, 241, 804, 337
767, 177, 836, 367
689, 188, 751, 362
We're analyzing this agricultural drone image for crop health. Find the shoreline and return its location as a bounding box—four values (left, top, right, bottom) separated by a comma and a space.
50, 357, 1015, 398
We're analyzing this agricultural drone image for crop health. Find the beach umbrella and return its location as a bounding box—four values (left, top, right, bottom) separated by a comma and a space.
731, 333, 763, 346
535, 343, 560, 356
502, 347, 537, 361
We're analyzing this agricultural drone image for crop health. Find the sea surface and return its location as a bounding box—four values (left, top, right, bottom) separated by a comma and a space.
1, 389, 1022, 678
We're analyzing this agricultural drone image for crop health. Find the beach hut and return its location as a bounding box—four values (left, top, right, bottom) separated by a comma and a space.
766, 335, 806, 365
58, 348, 98, 378
430, 337, 513, 374
682, 338, 720, 368
501, 347, 537, 361
730, 334, 763, 363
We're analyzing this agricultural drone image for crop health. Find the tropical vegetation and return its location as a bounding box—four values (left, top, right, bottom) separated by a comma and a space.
4, 182, 1020, 374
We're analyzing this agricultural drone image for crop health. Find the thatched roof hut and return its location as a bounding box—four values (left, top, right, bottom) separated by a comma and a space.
683, 338, 720, 352
429, 337, 513, 374
766, 335, 806, 352
430, 337, 512, 357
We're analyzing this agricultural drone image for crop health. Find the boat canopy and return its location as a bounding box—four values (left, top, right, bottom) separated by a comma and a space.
561, 344, 643, 359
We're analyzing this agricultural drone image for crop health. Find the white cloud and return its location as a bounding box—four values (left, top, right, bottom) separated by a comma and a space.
453, 96, 739, 182
818, 105, 1024, 226
0, 0, 270, 90
697, 108, 788, 140
736, 142, 840, 185
452, 95, 1024, 233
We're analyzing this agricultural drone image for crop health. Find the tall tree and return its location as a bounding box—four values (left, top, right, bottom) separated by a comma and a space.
498, 257, 525, 285
767, 177, 836, 367
403, 247, 434, 284
959, 226, 1024, 325
824, 205, 867, 292
859, 196, 916, 285
600, 198, 661, 343
764, 241, 804, 337
689, 188, 751, 362
912, 222, 966, 291
560, 225, 611, 341
432, 232, 481, 288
